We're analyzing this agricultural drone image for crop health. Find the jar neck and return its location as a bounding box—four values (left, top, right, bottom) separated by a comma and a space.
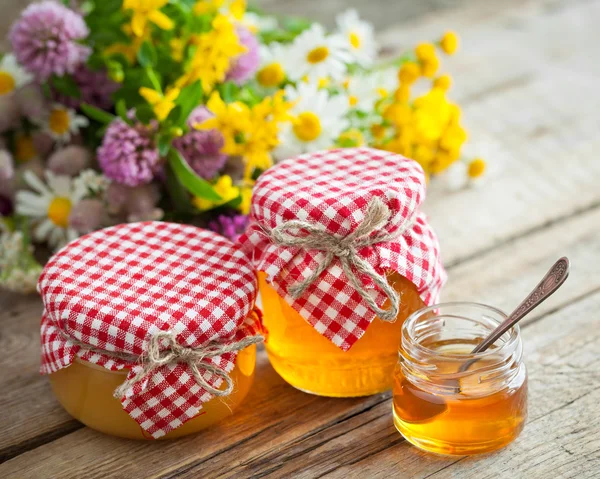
399, 302, 523, 395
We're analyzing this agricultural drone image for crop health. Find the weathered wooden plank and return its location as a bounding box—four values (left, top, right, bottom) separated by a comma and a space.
2, 194, 598, 478
0, 293, 81, 462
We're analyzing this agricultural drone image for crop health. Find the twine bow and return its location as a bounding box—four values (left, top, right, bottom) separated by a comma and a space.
58, 328, 263, 399
269, 197, 415, 321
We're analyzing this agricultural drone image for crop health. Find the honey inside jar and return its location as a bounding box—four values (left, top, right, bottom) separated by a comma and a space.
392, 303, 528, 455
258, 271, 425, 397
49, 345, 256, 440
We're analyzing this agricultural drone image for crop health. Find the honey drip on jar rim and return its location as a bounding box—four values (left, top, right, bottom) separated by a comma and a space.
392, 344, 527, 455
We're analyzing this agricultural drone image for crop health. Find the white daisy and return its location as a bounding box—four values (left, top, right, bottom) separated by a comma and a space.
344, 74, 380, 111
335, 9, 377, 68
241, 12, 278, 33
286, 24, 352, 82
0, 54, 33, 96
41, 104, 89, 142
15, 170, 86, 250
255, 43, 289, 88
274, 82, 349, 160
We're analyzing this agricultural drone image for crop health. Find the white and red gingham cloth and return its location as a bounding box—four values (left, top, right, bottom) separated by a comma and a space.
39, 221, 262, 438
239, 147, 446, 351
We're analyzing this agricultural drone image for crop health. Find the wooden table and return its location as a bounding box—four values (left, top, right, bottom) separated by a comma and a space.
1, 0, 600, 477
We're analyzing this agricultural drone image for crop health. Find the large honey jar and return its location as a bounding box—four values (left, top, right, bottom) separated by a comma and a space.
39, 221, 264, 439
240, 147, 446, 397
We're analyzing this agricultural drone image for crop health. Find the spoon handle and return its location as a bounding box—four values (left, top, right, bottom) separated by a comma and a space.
471, 257, 570, 354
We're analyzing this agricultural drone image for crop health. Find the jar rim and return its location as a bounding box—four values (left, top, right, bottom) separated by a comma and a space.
402, 301, 521, 361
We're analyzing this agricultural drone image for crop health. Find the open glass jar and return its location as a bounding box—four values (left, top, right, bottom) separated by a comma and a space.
393, 302, 528, 455
39, 222, 263, 439
241, 148, 446, 397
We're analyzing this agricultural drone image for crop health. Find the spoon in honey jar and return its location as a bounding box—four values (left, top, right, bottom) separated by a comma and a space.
394, 257, 570, 423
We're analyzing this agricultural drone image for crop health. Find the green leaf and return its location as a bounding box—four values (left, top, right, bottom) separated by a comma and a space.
135, 104, 155, 124
137, 41, 157, 68
165, 160, 193, 214
81, 103, 116, 124
116, 99, 129, 123
176, 80, 203, 125
220, 81, 238, 103
168, 149, 222, 201
157, 133, 172, 157
50, 74, 81, 99
145, 68, 162, 92
166, 105, 182, 125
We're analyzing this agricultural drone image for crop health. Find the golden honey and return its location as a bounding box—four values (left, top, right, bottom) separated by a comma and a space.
392, 303, 528, 455
49, 345, 256, 440
258, 271, 425, 397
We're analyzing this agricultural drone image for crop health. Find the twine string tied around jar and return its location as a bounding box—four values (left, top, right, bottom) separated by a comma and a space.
269, 197, 416, 321
58, 328, 264, 399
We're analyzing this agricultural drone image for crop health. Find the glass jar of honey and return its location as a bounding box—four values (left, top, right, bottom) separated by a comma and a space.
241, 147, 446, 397
39, 222, 264, 439
393, 302, 527, 455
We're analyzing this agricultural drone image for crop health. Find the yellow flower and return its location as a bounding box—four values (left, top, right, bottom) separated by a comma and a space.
415, 43, 436, 61
420, 56, 439, 78
139, 86, 180, 121
468, 158, 486, 178
123, 0, 174, 37
180, 15, 246, 93
394, 84, 411, 104
105, 24, 147, 63
433, 74, 452, 91
193, 0, 224, 16
198, 91, 292, 179
398, 62, 420, 85
440, 31, 459, 55
193, 175, 239, 211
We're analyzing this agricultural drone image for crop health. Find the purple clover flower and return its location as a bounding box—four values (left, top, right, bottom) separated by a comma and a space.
9, 1, 91, 80
97, 117, 161, 187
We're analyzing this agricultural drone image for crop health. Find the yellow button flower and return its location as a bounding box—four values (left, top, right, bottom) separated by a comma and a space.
139, 86, 180, 121
440, 31, 459, 55
415, 43, 436, 61
398, 62, 420, 85
468, 158, 486, 178
433, 74, 452, 91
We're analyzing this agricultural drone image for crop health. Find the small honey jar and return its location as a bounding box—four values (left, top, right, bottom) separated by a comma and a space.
240, 147, 446, 397
39, 221, 264, 439
393, 302, 528, 455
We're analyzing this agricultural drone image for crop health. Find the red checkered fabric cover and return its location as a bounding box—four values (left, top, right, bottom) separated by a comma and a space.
39, 221, 262, 438
239, 147, 446, 351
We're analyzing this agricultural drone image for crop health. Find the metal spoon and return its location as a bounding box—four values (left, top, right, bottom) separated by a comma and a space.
460, 256, 570, 371
395, 257, 570, 422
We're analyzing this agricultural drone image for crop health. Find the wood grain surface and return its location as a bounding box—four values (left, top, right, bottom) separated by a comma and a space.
1, 0, 599, 477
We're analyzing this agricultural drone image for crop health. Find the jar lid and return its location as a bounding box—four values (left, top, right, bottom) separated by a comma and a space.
39, 221, 263, 438
240, 147, 446, 351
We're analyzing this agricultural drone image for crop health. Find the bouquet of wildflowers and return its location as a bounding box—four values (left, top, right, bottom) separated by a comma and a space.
0, 0, 484, 293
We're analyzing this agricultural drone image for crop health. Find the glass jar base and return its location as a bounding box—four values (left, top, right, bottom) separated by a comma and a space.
393, 410, 524, 456
267, 349, 395, 397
